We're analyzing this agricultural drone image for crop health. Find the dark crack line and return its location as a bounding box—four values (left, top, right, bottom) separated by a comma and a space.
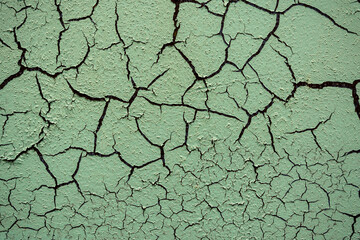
54, 0, 68, 64
267, 115, 279, 156
1, 30, 93, 90
240, 0, 358, 35
32, 147, 58, 206
237, 98, 275, 143
170, 111, 196, 152
35, 74, 55, 139
286, 113, 333, 150
142, 96, 243, 122
291, 80, 360, 119
240, 14, 280, 71
68, 0, 99, 22
339, 211, 360, 238
0, 38, 11, 49
283, 3, 358, 35
93, 100, 110, 152
134, 118, 171, 178
1, 111, 29, 137
249, 63, 285, 102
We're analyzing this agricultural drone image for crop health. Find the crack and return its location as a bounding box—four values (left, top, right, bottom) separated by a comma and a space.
343, 149, 360, 157
240, 0, 358, 35
0, 1, 359, 238
1, 29, 93, 90
68, 0, 99, 22
271, 47, 296, 82
170, 111, 196, 151
339, 211, 360, 239
286, 113, 333, 150
93, 100, 110, 152
239, 14, 280, 71
267, 115, 278, 155
0, 38, 12, 49
54, 0, 69, 64
142, 96, 243, 122
236, 98, 274, 143
171, 0, 181, 43
282, 2, 358, 35
32, 147, 58, 206
1, 111, 30, 137
35, 74, 55, 138
134, 117, 171, 178
290, 80, 360, 120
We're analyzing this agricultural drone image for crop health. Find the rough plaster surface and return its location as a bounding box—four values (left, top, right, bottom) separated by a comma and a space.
0, 0, 360, 239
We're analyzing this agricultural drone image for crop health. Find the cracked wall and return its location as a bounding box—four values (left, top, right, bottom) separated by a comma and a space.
0, 0, 360, 239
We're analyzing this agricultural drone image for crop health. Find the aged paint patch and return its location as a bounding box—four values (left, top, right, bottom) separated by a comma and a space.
0, 0, 360, 239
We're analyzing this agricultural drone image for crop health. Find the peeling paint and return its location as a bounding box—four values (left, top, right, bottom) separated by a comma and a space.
0, 0, 360, 239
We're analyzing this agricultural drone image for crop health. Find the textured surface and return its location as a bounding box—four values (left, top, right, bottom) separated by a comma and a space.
0, 0, 360, 239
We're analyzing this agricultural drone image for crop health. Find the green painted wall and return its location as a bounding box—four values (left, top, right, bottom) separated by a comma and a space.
0, 0, 359, 239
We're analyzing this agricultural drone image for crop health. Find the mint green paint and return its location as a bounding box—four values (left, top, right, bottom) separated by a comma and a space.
1, 0, 360, 239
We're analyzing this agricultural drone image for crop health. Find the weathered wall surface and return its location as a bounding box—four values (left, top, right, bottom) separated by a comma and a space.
0, 0, 359, 239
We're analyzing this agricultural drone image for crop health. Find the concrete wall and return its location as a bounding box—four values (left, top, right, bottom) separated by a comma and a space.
0, 0, 359, 239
